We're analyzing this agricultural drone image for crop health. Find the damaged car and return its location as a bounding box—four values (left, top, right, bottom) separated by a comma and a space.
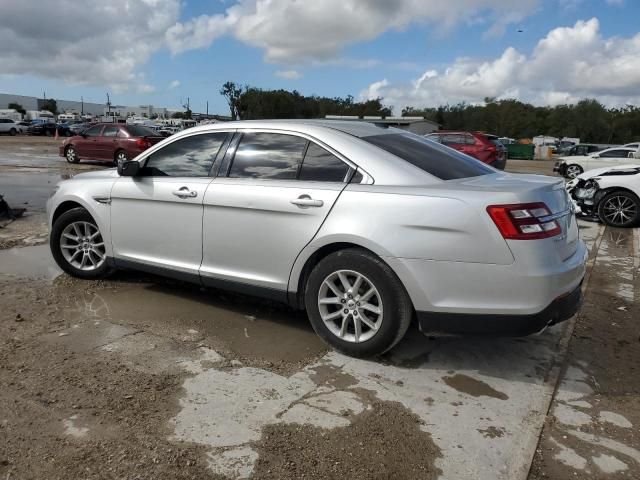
555, 147, 637, 179
566, 165, 640, 227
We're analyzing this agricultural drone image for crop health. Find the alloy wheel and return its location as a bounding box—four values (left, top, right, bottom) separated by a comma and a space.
566, 165, 582, 179
601, 195, 637, 226
317, 269, 383, 343
60, 221, 106, 271
66, 148, 76, 163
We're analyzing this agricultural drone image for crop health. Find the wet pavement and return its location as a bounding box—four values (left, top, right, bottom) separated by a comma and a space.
1, 137, 638, 480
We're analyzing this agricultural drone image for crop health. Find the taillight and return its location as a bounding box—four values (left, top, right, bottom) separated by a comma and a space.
487, 202, 562, 240
136, 138, 151, 149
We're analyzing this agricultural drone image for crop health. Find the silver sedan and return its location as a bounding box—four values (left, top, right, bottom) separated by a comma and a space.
47, 120, 587, 357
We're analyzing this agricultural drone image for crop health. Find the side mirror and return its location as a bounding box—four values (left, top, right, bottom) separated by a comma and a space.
118, 160, 140, 177
592, 154, 599, 158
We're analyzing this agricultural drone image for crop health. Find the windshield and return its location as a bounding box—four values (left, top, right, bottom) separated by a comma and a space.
362, 132, 495, 180
125, 125, 158, 137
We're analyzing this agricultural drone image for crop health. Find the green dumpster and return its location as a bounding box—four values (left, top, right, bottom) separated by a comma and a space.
506, 144, 535, 160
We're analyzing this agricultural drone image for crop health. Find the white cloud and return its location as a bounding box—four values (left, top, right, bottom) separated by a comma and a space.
0, 0, 180, 92
165, 0, 539, 62
275, 70, 302, 79
169, 80, 181, 89
360, 18, 640, 111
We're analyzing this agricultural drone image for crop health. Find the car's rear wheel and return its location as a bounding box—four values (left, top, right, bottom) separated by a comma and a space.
9, 128, 17, 136
65, 146, 79, 163
565, 164, 583, 179
50, 208, 110, 279
114, 149, 128, 168
598, 190, 640, 228
305, 248, 412, 357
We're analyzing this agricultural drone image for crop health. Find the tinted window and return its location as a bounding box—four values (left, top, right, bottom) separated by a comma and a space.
125, 125, 157, 137
425, 134, 441, 143
600, 149, 629, 158
464, 134, 476, 145
299, 143, 349, 182
229, 132, 307, 179
84, 125, 103, 137
143, 133, 227, 177
362, 133, 494, 180
103, 125, 119, 137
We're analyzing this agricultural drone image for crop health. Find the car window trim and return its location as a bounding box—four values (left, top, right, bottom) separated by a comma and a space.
140, 130, 234, 178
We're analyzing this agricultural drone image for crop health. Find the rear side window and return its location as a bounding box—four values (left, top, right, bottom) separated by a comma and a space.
362, 133, 494, 180
299, 143, 350, 182
600, 149, 630, 158
125, 125, 157, 137
229, 132, 307, 179
143, 133, 227, 177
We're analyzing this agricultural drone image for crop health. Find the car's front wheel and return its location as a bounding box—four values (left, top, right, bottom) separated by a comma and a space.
305, 249, 413, 357
50, 207, 111, 279
65, 146, 79, 163
9, 128, 17, 136
598, 190, 640, 228
114, 149, 128, 168
565, 164, 583, 179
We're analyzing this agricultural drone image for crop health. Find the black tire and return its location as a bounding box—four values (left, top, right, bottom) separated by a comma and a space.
565, 164, 583, 179
114, 149, 128, 167
65, 146, 80, 163
304, 248, 413, 358
50, 207, 111, 279
598, 190, 640, 228
9, 128, 17, 136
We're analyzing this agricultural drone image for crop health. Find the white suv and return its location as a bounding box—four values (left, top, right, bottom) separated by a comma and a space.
0, 118, 24, 135
47, 120, 587, 357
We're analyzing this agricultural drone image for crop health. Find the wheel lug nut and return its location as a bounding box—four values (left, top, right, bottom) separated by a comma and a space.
348, 294, 353, 299
356, 302, 361, 306
343, 309, 348, 314
341, 299, 346, 304
353, 311, 358, 316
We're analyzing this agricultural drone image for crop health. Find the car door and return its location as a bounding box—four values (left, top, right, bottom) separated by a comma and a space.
109, 131, 230, 278
76, 124, 104, 158
200, 131, 353, 297
97, 125, 119, 160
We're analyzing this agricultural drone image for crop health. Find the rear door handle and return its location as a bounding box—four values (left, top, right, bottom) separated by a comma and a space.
172, 187, 197, 198
291, 195, 323, 208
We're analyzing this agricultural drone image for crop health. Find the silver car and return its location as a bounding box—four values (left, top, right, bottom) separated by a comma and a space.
47, 120, 587, 357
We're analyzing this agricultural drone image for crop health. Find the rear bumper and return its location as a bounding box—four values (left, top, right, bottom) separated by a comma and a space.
491, 156, 506, 170
416, 281, 582, 336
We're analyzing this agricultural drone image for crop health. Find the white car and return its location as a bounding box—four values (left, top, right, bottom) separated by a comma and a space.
567, 164, 640, 227
47, 120, 587, 356
555, 146, 637, 178
622, 142, 640, 150
0, 118, 25, 135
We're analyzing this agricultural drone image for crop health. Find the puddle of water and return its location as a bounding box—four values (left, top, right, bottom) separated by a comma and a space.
0, 171, 70, 211
0, 244, 61, 280
70, 281, 327, 365
441, 373, 509, 400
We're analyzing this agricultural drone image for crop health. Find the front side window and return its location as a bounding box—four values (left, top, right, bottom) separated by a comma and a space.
103, 126, 118, 137
362, 132, 494, 180
84, 125, 103, 137
298, 143, 350, 182
229, 132, 307, 179
143, 133, 227, 177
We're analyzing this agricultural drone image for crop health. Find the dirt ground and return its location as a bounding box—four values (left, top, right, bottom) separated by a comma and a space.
0, 136, 638, 479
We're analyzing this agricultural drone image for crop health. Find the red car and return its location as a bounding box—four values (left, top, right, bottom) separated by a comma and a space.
425, 131, 506, 170
60, 123, 164, 165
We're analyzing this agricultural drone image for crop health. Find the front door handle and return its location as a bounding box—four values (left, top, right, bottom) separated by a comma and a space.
291, 194, 323, 208
172, 187, 198, 198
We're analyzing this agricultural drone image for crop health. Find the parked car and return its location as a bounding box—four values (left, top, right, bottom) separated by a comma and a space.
47, 120, 586, 357
566, 164, 640, 227
622, 142, 640, 150
27, 122, 60, 136
554, 147, 637, 178
0, 118, 24, 135
425, 131, 506, 169
59, 123, 164, 165
562, 144, 600, 157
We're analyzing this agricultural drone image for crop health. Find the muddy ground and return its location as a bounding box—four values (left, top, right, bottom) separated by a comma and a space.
0, 136, 638, 479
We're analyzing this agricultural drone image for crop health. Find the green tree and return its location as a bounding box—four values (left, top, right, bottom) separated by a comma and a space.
41, 99, 58, 115
8, 102, 26, 115
220, 81, 244, 119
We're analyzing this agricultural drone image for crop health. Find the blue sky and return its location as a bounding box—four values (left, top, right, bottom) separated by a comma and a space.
1, 0, 638, 114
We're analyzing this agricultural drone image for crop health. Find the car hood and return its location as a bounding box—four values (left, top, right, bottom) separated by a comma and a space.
576, 164, 640, 180
69, 169, 120, 180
